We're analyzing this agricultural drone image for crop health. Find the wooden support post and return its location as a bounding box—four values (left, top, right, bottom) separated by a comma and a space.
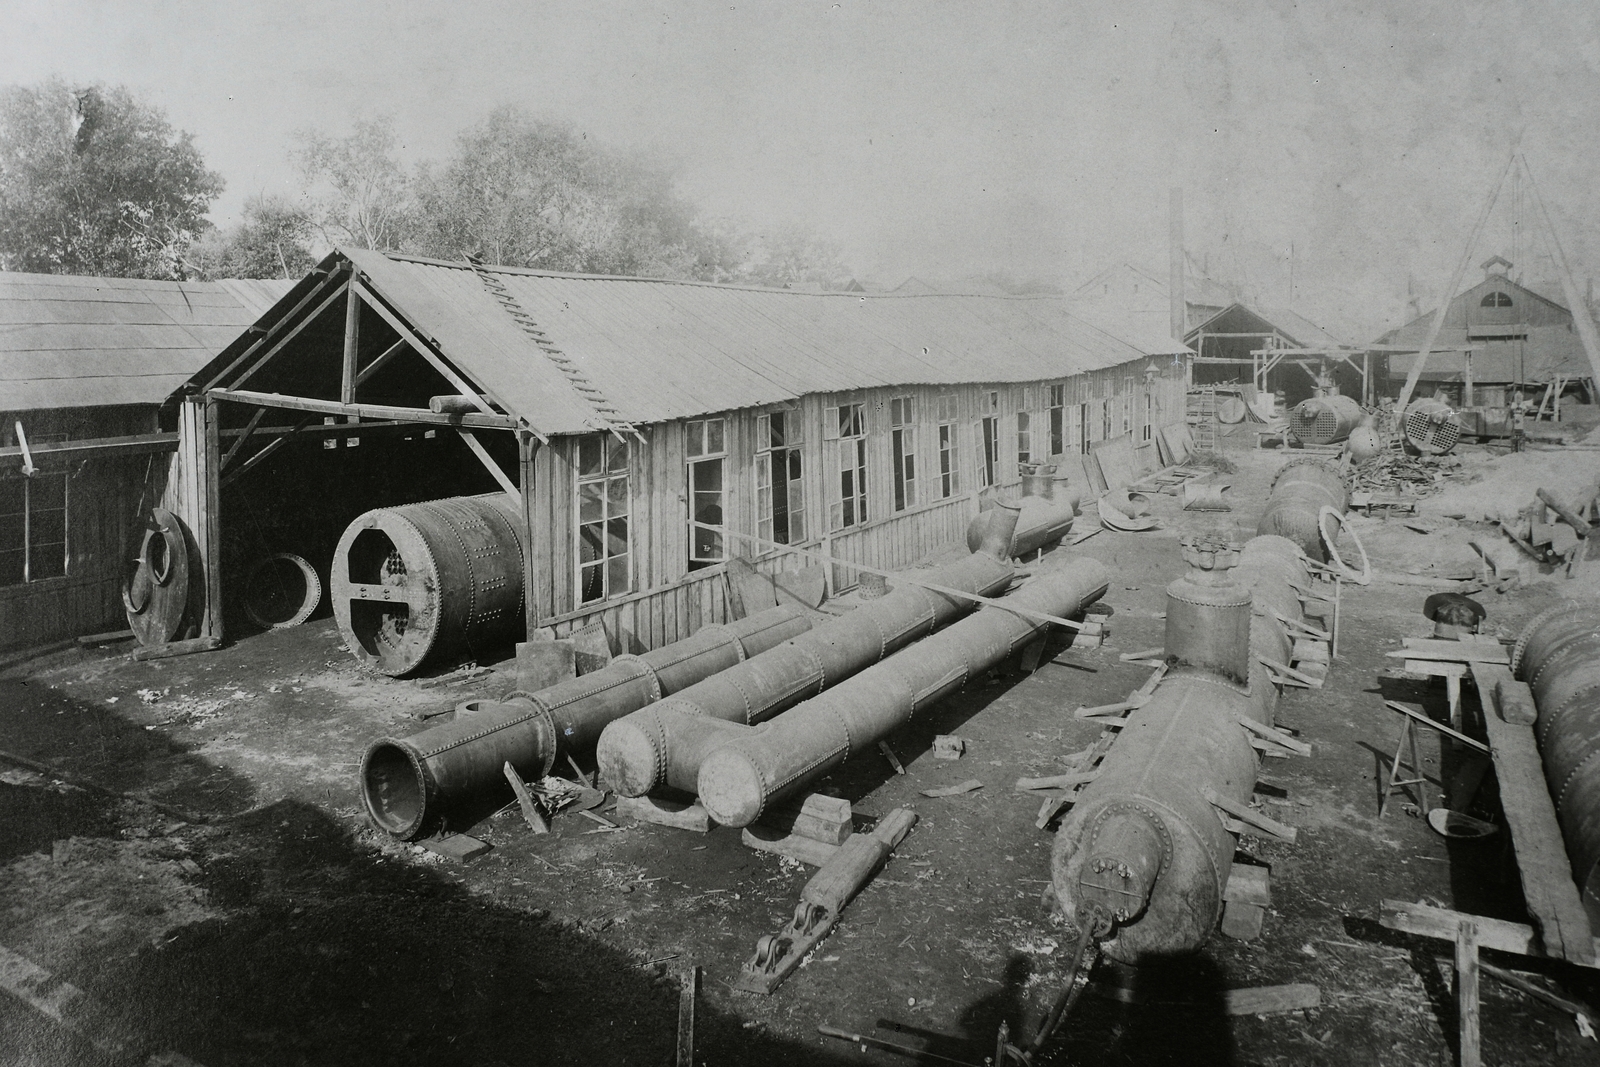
201, 394, 223, 641
341, 282, 361, 404
676, 963, 697, 1067
519, 432, 540, 638
1457, 920, 1481, 1067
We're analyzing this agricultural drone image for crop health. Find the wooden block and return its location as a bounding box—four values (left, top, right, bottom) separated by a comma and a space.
1494, 678, 1537, 726
1220, 900, 1266, 941
741, 825, 839, 867
130, 635, 223, 661
1222, 983, 1320, 1016
932, 735, 966, 760
1223, 862, 1271, 907
1469, 660, 1595, 965
1295, 660, 1329, 683
761, 793, 853, 845
920, 779, 983, 798
1291, 638, 1330, 665
419, 833, 491, 862
615, 794, 711, 833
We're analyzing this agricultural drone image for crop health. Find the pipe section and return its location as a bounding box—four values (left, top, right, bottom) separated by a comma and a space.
1514, 602, 1600, 924
597, 504, 1022, 797
360, 605, 810, 838
966, 464, 1079, 558
696, 556, 1112, 827
332, 493, 526, 676
1256, 458, 1348, 562
1051, 535, 1306, 962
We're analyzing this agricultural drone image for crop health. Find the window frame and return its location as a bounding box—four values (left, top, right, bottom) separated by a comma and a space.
0, 471, 69, 587
686, 416, 730, 568
574, 433, 631, 606
890, 394, 917, 512
935, 393, 960, 499
825, 400, 869, 531
755, 410, 805, 546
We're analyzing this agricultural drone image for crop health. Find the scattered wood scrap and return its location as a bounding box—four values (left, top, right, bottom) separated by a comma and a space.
921, 780, 983, 798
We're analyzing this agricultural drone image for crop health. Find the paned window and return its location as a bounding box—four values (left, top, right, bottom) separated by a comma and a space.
890, 395, 917, 512
687, 417, 728, 568
824, 402, 868, 530
756, 411, 805, 545
0, 473, 68, 586
575, 434, 629, 604
1101, 399, 1113, 440
978, 390, 1000, 489
936, 393, 959, 498
1142, 392, 1154, 442
1079, 402, 1091, 454
1017, 411, 1032, 467
1048, 384, 1066, 456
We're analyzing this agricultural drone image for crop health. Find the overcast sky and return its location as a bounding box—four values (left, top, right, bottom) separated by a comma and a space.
5, 0, 1600, 339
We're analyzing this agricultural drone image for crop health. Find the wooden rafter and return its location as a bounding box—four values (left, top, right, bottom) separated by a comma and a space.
340, 283, 361, 404
351, 279, 504, 420
456, 429, 519, 497
232, 281, 350, 390
220, 406, 268, 472
354, 337, 409, 387
203, 267, 347, 390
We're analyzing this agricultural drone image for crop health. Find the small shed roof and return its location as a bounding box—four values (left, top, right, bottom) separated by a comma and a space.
1, 271, 292, 410
1186, 302, 1349, 350
340, 248, 1191, 435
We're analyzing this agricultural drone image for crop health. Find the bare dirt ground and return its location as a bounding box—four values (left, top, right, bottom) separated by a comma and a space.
4, 442, 1600, 1066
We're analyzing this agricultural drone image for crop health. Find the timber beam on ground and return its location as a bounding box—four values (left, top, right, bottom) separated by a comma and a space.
1382, 899, 1600, 969
209, 388, 518, 430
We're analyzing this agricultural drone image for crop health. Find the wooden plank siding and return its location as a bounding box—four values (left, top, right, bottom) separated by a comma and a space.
534, 359, 1186, 656
0, 404, 171, 653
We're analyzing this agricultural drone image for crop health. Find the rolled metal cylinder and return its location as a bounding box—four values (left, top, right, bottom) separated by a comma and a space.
1257, 458, 1348, 562
696, 557, 1112, 827
1051, 533, 1295, 962
966, 465, 1078, 558
332, 494, 526, 676
1289, 394, 1363, 446
360, 605, 810, 838
1051, 669, 1265, 962
1402, 398, 1463, 455
1165, 543, 1252, 685
1515, 603, 1600, 922
598, 506, 1022, 798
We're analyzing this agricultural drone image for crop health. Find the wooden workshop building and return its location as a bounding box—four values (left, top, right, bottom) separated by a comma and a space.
174, 248, 1190, 655
0, 272, 287, 654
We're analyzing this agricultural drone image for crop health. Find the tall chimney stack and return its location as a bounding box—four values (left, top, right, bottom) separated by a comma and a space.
1169, 188, 1185, 342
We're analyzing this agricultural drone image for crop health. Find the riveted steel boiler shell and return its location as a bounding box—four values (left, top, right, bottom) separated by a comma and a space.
333, 494, 527, 676
360, 605, 809, 838
1052, 670, 1263, 962
1165, 573, 1253, 685
598, 547, 1016, 797
697, 558, 1111, 826
1289, 394, 1364, 446
1257, 459, 1348, 562
1515, 603, 1600, 923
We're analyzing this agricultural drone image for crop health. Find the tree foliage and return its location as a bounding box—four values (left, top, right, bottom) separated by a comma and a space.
293, 107, 837, 286
0, 78, 224, 278
291, 115, 412, 252
186, 194, 316, 280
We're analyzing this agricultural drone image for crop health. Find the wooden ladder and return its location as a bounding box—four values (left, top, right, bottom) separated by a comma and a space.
466, 257, 640, 441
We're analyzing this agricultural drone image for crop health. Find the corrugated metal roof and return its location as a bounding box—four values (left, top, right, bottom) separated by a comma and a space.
1, 272, 292, 410
346, 248, 1186, 436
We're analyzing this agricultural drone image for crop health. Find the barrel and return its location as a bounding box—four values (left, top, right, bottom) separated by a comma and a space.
332, 493, 526, 676
1289, 394, 1363, 446
1515, 603, 1600, 924
1257, 459, 1347, 562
